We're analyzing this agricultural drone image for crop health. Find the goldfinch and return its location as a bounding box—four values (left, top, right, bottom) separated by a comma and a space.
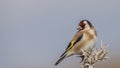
55, 20, 97, 65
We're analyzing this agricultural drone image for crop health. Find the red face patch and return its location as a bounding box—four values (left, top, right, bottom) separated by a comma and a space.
79, 21, 85, 28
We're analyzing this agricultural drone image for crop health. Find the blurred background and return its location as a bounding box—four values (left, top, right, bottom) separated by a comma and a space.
0, 0, 120, 68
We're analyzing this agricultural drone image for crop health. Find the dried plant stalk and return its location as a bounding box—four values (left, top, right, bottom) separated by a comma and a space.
80, 41, 108, 68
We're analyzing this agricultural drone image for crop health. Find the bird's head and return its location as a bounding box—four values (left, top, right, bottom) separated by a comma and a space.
77, 20, 93, 30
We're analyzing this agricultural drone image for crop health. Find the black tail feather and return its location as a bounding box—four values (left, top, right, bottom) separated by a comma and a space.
54, 55, 66, 65
60, 51, 67, 57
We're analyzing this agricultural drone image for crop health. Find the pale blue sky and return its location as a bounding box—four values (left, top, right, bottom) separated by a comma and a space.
0, 0, 120, 68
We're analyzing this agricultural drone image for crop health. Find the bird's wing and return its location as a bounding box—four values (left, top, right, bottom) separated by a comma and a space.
66, 31, 83, 51
60, 31, 83, 57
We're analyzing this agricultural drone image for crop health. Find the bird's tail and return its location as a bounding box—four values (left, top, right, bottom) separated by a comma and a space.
54, 54, 66, 65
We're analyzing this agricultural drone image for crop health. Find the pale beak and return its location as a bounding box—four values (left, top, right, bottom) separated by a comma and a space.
77, 26, 82, 30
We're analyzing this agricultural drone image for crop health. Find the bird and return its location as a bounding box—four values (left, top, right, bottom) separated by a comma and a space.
54, 20, 97, 65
